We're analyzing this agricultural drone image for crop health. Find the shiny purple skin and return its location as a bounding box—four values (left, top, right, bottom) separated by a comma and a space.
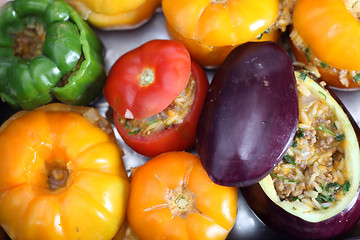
242, 185, 360, 240
196, 41, 299, 187
242, 87, 360, 240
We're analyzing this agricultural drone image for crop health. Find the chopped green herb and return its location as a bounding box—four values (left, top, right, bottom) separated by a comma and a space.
335, 133, 345, 141
271, 172, 299, 184
124, 119, 130, 129
353, 73, 360, 83
300, 71, 307, 81
291, 140, 298, 148
127, 127, 140, 135
342, 180, 350, 193
296, 128, 304, 138
283, 154, 296, 165
315, 193, 338, 203
147, 119, 159, 126
315, 125, 335, 136
326, 182, 341, 193
290, 197, 302, 202
320, 62, 329, 68
305, 48, 310, 62
257, 28, 270, 40
333, 122, 338, 130
292, 207, 297, 210
318, 91, 327, 100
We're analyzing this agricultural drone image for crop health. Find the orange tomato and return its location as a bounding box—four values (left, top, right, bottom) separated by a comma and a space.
292, 0, 360, 89
127, 151, 238, 240
0, 103, 129, 240
162, 0, 280, 67
290, 41, 360, 89
167, 23, 280, 67
67, 0, 161, 29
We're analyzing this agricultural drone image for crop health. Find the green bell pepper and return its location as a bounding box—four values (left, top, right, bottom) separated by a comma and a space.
0, 0, 106, 109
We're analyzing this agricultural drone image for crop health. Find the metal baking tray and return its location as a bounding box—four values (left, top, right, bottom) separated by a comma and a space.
1, 5, 360, 240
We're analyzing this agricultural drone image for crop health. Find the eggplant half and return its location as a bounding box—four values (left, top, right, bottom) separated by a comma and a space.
196, 41, 299, 187
242, 71, 360, 239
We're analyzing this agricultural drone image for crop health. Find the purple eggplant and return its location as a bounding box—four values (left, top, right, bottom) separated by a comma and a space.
196, 41, 299, 187
242, 72, 360, 239
242, 184, 360, 240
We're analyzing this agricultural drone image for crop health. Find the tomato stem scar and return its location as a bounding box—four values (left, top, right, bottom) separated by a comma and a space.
139, 68, 155, 86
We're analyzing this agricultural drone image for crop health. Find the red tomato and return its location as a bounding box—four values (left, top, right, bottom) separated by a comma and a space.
112, 60, 209, 157
104, 39, 192, 119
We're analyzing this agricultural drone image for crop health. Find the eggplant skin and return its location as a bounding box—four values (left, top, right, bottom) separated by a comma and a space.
242, 185, 360, 240
242, 78, 360, 239
196, 41, 299, 187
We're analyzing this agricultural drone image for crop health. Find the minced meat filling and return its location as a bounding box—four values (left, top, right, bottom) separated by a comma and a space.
271, 72, 349, 210
118, 77, 196, 136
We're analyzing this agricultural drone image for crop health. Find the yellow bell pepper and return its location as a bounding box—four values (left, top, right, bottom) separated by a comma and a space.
0, 103, 129, 240
162, 0, 280, 67
67, 0, 161, 29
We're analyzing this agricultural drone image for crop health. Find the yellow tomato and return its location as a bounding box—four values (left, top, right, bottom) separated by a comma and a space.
127, 151, 238, 240
67, 0, 161, 29
162, 0, 280, 67
292, 0, 360, 89
0, 103, 129, 240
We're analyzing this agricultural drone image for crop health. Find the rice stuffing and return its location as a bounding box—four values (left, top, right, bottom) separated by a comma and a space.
271, 71, 350, 210
117, 77, 196, 136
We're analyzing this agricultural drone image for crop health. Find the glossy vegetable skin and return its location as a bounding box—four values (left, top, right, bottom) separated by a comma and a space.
166, 23, 280, 68
104, 40, 209, 157
162, 0, 280, 67
67, 0, 161, 29
104, 40, 192, 120
290, 43, 360, 89
0, 103, 129, 240
242, 74, 360, 239
127, 151, 238, 240
243, 186, 360, 239
291, 0, 360, 89
113, 59, 208, 157
0, 0, 106, 109
196, 41, 299, 187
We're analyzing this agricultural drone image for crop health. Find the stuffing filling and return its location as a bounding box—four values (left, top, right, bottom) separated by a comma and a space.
272, 71, 350, 210
117, 77, 196, 136
256, 0, 297, 40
